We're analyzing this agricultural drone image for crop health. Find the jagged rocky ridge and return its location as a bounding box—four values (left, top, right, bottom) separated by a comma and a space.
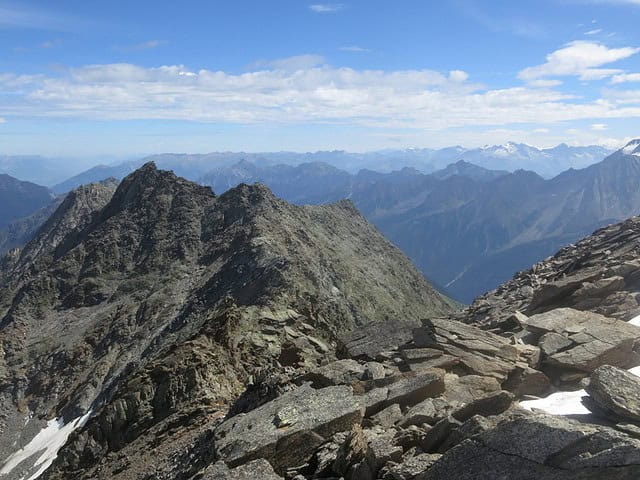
2, 162, 640, 479
0, 163, 454, 480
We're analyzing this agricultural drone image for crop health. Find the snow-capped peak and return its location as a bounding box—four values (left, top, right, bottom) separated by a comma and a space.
621, 139, 640, 156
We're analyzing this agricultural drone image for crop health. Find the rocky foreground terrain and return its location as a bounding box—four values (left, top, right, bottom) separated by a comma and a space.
1, 163, 640, 479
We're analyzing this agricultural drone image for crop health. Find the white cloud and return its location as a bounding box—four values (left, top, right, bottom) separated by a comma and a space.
528, 79, 563, 88
611, 72, 640, 83
0, 61, 640, 133
584, 28, 602, 35
591, 123, 608, 130
309, 4, 344, 13
448, 70, 469, 82
519, 41, 640, 82
0, 117, 5, 123
339, 46, 370, 53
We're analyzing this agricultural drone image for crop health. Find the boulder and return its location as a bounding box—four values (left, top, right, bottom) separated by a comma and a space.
399, 398, 440, 427
502, 364, 552, 397
214, 384, 363, 472
451, 390, 514, 422
385, 370, 445, 408
585, 365, 640, 422
525, 308, 640, 374
413, 319, 526, 381
379, 453, 442, 480
539, 332, 573, 357
400, 347, 460, 371
338, 319, 418, 360
201, 459, 283, 479
420, 416, 462, 453
368, 430, 403, 471
300, 359, 365, 388
420, 413, 640, 480
370, 403, 403, 428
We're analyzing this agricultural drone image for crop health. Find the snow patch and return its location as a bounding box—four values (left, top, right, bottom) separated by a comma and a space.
520, 389, 590, 415
0, 411, 92, 480
521, 367, 640, 416
629, 314, 640, 326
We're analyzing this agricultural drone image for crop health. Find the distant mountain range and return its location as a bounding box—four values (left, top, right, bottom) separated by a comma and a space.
44, 142, 611, 193
0, 140, 629, 303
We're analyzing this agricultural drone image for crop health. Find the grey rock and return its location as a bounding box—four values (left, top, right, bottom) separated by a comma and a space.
413, 319, 526, 381
301, 359, 366, 388
451, 390, 514, 422
399, 398, 439, 427
420, 416, 462, 453
585, 365, 640, 422
539, 332, 573, 356
363, 362, 386, 381
421, 413, 640, 480
201, 459, 283, 479
368, 430, 403, 471
380, 453, 442, 480
502, 365, 552, 397
526, 308, 640, 373
370, 403, 403, 428
357, 387, 389, 417
338, 319, 419, 360
385, 370, 445, 408
214, 384, 363, 472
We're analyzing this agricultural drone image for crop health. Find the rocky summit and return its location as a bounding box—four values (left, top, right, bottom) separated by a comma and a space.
2, 163, 640, 479
0, 163, 454, 480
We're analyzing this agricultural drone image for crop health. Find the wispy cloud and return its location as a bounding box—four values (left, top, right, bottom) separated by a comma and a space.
0, 2, 78, 31
591, 123, 608, 130
0, 117, 5, 124
339, 45, 370, 53
309, 3, 345, 13
584, 28, 602, 35
611, 72, 640, 83
519, 41, 640, 82
115, 40, 167, 52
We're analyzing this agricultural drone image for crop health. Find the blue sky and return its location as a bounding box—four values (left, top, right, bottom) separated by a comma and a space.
1, 0, 640, 157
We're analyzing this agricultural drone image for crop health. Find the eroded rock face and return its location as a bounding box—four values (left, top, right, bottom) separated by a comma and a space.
586, 365, 640, 422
